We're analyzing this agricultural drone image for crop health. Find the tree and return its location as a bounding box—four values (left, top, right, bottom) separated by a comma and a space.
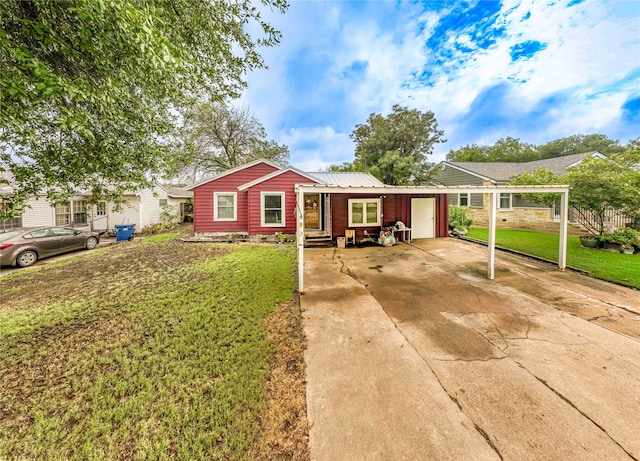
537, 134, 624, 159
0, 0, 286, 218
327, 162, 358, 173
510, 153, 640, 235
447, 137, 537, 162
509, 168, 562, 206
611, 139, 640, 227
345, 105, 445, 185
445, 144, 488, 162
447, 134, 626, 163
563, 156, 630, 234
168, 102, 289, 183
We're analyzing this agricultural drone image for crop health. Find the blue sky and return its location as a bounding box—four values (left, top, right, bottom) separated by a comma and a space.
242, 0, 640, 171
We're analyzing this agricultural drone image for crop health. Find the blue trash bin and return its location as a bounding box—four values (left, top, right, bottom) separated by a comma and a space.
114, 224, 135, 242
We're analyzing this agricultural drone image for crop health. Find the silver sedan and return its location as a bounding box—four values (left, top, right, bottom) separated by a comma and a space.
0, 227, 100, 267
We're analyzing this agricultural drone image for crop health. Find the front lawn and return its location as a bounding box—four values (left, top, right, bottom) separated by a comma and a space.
466, 228, 640, 289
0, 235, 308, 460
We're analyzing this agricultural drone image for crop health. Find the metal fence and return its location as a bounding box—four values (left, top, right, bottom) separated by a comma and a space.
572, 206, 638, 234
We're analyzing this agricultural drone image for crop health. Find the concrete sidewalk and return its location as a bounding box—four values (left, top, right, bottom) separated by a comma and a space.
301, 240, 640, 460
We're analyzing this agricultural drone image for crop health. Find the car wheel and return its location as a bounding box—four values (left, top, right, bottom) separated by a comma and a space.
16, 250, 38, 268
85, 237, 98, 250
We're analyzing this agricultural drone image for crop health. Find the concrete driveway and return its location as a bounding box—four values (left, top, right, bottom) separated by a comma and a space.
301, 238, 640, 460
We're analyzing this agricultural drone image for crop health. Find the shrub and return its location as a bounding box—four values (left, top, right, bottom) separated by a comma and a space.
449, 206, 473, 236
159, 205, 180, 229
599, 227, 640, 248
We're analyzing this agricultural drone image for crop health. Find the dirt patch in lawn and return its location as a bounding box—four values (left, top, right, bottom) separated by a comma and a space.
253, 294, 309, 460
0, 234, 310, 460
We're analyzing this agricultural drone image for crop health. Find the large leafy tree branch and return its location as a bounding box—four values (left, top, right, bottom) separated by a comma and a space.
168, 102, 289, 183
333, 105, 445, 185
0, 0, 287, 217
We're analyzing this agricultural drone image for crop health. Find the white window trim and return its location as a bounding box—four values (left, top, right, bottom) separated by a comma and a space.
55, 201, 71, 226
458, 193, 469, 207
348, 198, 381, 227
214, 192, 237, 221
261, 191, 286, 227
96, 202, 107, 216
497, 192, 512, 210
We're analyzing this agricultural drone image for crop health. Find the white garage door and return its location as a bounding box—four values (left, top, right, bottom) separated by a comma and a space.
411, 198, 435, 239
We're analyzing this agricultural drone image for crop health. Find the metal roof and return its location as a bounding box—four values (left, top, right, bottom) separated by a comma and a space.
307, 172, 384, 187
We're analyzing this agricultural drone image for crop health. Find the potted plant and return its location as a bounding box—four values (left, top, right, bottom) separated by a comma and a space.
619, 227, 640, 254
276, 232, 288, 244
258, 234, 268, 242
620, 244, 635, 255
579, 234, 599, 248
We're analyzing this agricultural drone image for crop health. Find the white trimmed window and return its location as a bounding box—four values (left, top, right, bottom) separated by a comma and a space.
214, 192, 237, 221
96, 202, 106, 216
498, 193, 512, 210
73, 200, 87, 224
348, 198, 381, 227
459, 193, 469, 207
261, 192, 285, 227
55, 202, 71, 226
56, 200, 88, 225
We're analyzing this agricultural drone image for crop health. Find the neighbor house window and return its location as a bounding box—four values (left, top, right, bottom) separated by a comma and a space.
55, 202, 71, 226
459, 193, 469, 207
0, 216, 21, 230
0, 201, 22, 230
159, 198, 168, 207
73, 200, 87, 224
96, 202, 106, 216
498, 193, 512, 210
214, 192, 237, 221
261, 192, 285, 227
348, 198, 381, 227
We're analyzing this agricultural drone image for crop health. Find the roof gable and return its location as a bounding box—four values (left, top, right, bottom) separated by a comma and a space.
237, 167, 320, 191
186, 159, 280, 190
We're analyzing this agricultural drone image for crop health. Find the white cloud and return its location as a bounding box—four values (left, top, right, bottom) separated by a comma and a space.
280, 126, 353, 171
242, 1, 640, 167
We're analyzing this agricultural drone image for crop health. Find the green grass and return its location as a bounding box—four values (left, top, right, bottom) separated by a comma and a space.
0, 240, 297, 460
466, 228, 640, 289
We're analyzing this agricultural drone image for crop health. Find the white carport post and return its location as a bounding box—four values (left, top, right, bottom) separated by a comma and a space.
487, 191, 497, 280
558, 189, 569, 271
296, 185, 306, 292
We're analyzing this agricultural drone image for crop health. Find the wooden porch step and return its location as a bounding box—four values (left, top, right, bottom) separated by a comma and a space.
304, 235, 334, 248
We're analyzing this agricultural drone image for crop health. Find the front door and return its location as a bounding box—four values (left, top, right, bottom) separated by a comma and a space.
304, 193, 322, 230
411, 198, 435, 239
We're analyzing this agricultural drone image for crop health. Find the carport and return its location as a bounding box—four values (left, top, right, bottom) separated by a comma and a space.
295, 184, 571, 291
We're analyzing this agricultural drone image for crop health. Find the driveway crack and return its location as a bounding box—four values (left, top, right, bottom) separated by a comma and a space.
531, 373, 637, 460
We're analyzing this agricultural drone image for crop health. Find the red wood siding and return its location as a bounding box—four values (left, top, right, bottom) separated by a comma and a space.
192, 163, 278, 233
330, 193, 448, 240
246, 171, 318, 235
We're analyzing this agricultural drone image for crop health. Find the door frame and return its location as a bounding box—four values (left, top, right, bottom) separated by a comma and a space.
411, 197, 435, 239
303, 193, 323, 231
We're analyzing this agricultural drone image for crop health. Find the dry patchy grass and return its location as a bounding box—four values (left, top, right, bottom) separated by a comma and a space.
0, 233, 309, 460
